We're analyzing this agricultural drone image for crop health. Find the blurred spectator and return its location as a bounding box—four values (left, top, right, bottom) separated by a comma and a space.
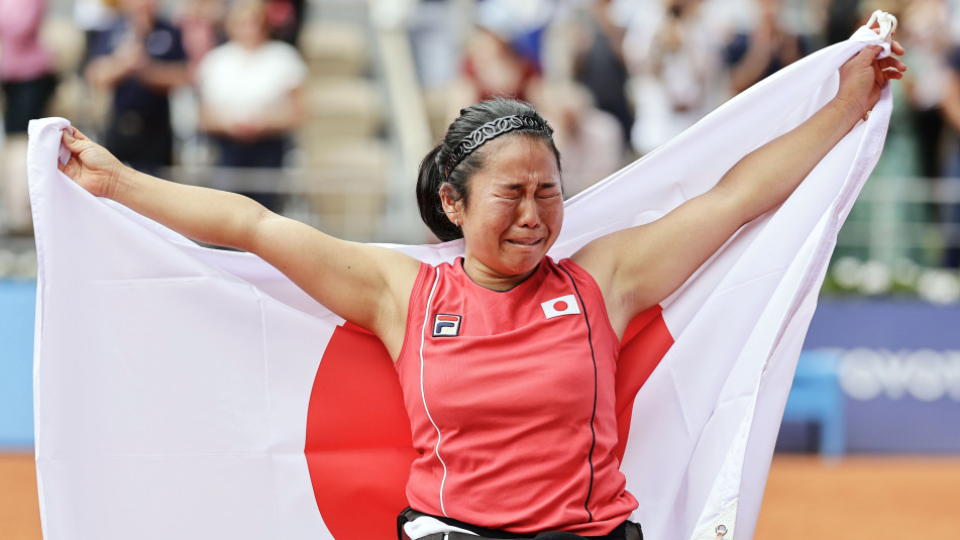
451, 1, 551, 109
85, 0, 190, 175
74, 0, 120, 71
724, 0, 810, 95
437, 1, 624, 196
938, 25, 960, 267
264, 0, 306, 47
624, 0, 725, 155
475, 0, 554, 72
0, 0, 57, 235
457, 25, 541, 104
826, 0, 862, 45
178, 0, 227, 76
899, 0, 949, 268
447, 0, 561, 112
406, 0, 462, 90
536, 82, 624, 198
195, 0, 307, 211
571, 0, 633, 146
901, 0, 950, 178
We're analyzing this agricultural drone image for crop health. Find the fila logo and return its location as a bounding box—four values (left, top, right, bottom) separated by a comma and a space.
433, 314, 462, 337
541, 295, 580, 319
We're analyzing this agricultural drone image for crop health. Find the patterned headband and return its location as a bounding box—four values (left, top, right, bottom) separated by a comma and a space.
442, 115, 551, 178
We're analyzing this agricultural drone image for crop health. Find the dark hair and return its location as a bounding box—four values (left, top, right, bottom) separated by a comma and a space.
416, 98, 562, 242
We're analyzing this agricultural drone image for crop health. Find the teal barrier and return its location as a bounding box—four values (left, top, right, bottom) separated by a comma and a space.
0, 280, 36, 448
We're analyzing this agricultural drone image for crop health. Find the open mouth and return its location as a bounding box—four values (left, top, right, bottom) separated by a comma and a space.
506, 238, 543, 246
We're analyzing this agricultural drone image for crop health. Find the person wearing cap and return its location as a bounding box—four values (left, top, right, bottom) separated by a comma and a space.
56, 40, 904, 540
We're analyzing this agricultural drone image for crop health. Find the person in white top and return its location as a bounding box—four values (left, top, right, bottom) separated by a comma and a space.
195, 0, 307, 210
623, 0, 727, 156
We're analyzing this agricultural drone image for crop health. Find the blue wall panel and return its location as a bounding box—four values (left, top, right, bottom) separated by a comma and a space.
0, 280, 36, 448
785, 299, 960, 453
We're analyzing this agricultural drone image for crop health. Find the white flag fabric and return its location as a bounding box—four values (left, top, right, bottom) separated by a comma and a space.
30, 24, 892, 540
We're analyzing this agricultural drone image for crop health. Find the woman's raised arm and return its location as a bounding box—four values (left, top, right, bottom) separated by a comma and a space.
59, 129, 420, 359
575, 42, 906, 338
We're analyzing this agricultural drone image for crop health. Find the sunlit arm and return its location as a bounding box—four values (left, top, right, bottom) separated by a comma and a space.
59, 130, 418, 359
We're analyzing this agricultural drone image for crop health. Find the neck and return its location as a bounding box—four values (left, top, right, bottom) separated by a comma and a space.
239, 37, 266, 50
461, 256, 539, 292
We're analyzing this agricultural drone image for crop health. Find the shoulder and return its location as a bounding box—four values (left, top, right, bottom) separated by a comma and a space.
426, 258, 460, 285
552, 257, 619, 340
568, 233, 620, 289
408, 258, 481, 303
262, 41, 306, 65
260, 41, 307, 82
208, 41, 239, 58
555, 256, 607, 296
263, 40, 302, 56
199, 42, 238, 68
555, 256, 587, 277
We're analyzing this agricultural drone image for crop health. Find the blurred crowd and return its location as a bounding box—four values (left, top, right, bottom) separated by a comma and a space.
408, 0, 960, 272
5, 0, 960, 269
1, 0, 309, 232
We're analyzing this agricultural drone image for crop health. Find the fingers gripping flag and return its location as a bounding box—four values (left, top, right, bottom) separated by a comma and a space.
30, 26, 891, 540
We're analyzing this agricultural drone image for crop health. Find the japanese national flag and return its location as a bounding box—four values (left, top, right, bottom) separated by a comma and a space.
541, 295, 580, 319
29, 22, 891, 540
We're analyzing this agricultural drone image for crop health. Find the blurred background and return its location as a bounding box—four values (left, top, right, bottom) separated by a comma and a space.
2, 0, 960, 538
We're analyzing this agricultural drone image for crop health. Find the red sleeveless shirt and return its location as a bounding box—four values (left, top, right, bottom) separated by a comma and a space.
395, 257, 638, 535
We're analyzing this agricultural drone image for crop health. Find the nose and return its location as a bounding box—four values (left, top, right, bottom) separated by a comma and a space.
517, 195, 541, 228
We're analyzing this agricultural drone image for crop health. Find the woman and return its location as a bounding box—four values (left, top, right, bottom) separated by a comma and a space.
195, 0, 307, 211
0, 0, 58, 234
83, 0, 190, 175
724, 0, 809, 96
57, 42, 904, 540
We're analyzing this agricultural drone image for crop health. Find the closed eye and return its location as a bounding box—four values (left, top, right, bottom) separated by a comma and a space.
496, 185, 523, 199
495, 182, 560, 199
537, 183, 561, 199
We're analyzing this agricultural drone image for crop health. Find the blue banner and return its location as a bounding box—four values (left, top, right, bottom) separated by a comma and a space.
0, 280, 36, 448
782, 299, 960, 453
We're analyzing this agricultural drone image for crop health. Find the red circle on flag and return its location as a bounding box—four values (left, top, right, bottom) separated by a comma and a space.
305, 323, 416, 540
554, 300, 568, 312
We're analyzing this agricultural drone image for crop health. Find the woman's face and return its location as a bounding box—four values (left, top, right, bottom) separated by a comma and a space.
442, 135, 564, 289
228, 7, 267, 49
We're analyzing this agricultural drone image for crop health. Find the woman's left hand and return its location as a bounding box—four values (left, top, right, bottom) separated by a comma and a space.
835, 38, 907, 121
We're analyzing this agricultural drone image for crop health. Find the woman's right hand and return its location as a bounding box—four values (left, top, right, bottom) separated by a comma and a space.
59, 128, 125, 199
834, 40, 906, 123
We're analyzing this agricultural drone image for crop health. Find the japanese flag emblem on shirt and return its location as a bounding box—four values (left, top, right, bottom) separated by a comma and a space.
541, 295, 580, 319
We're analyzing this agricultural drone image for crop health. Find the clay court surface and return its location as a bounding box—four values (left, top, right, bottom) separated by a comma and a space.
2, 453, 959, 539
